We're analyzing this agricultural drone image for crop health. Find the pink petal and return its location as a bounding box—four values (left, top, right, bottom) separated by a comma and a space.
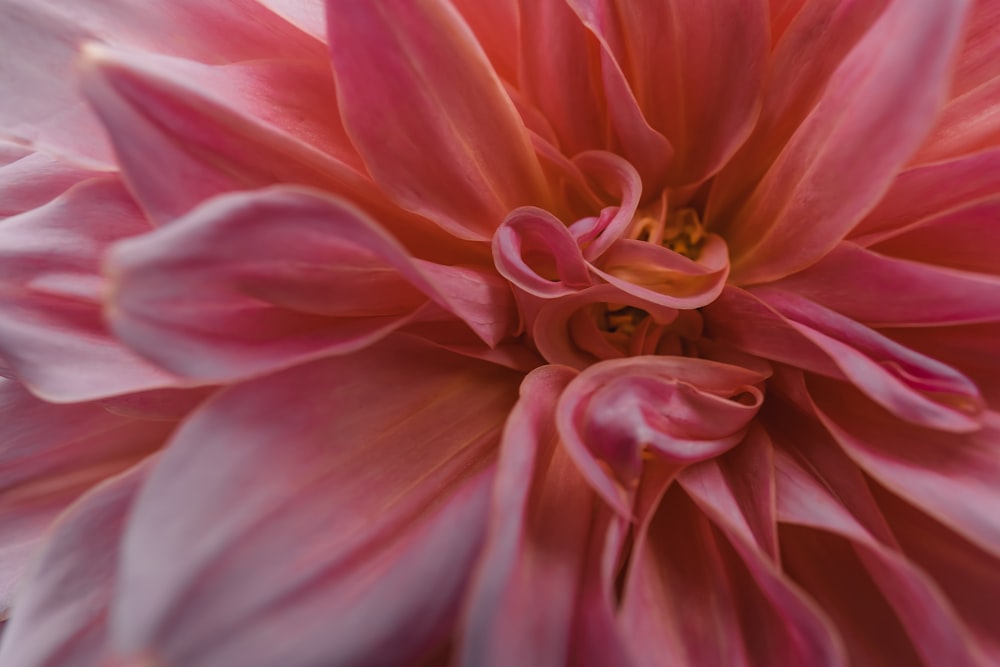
763, 242, 1000, 326
810, 380, 1000, 559
710, 0, 889, 226
775, 452, 989, 666
620, 484, 845, 667
596, 0, 768, 186
0, 142, 96, 219
106, 186, 515, 383
325, 0, 548, 240
460, 366, 631, 667
0, 0, 323, 164
851, 147, 1000, 244
110, 337, 519, 667
0, 177, 182, 401
720, 0, 970, 284
519, 0, 607, 157
0, 462, 149, 667
556, 356, 767, 515
450, 0, 519, 83
572, 151, 643, 260
492, 207, 592, 298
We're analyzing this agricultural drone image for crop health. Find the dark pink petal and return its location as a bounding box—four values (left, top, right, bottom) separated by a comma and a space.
0, 177, 181, 401
0, 0, 323, 164
0, 462, 149, 667
599, 0, 768, 186
720, 0, 970, 284
492, 207, 592, 298
776, 453, 989, 666
710, 0, 889, 227
106, 186, 515, 383
325, 0, 548, 240
110, 337, 519, 667
460, 366, 631, 667
810, 379, 1000, 559
556, 356, 766, 515
705, 287, 983, 432
851, 147, 1000, 244
620, 485, 845, 667
763, 242, 1000, 326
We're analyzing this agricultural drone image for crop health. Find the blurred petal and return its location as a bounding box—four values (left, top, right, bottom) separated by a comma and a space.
0, 177, 181, 401
0, 462, 149, 667
325, 0, 548, 240
722, 0, 970, 284
106, 186, 515, 383
111, 338, 519, 667
0, 142, 96, 219
460, 366, 631, 667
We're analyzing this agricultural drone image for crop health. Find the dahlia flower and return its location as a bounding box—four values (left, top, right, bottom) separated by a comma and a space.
1, 0, 999, 665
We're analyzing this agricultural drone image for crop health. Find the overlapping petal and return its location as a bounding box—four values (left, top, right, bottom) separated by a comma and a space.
109, 337, 519, 667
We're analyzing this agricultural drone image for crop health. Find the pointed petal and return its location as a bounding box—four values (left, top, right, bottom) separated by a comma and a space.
460, 366, 631, 667
325, 0, 548, 240
0, 462, 149, 667
722, 0, 970, 284
0, 0, 323, 164
0, 177, 182, 401
106, 186, 514, 383
111, 338, 519, 667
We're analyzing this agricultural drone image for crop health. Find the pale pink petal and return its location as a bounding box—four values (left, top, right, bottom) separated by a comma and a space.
0, 177, 182, 401
0, 0, 323, 164
254, 0, 327, 39
705, 287, 983, 432
325, 0, 548, 240
460, 366, 631, 667
851, 147, 1000, 244
809, 380, 1000, 559
563, 0, 674, 188
519, 0, 607, 157
597, 0, 768, 186
492, 207, 592, 298
110, 337, 519, 667
775, 452, 989, 666
763, 242, 1000, 325
556, 356, 766, 515
0, 142, 97, 219
620, 485, 845, 667
106, 186, 515, 383
0, 462, 149, 667
710, 0, 889, 225
720, 0, 970, 284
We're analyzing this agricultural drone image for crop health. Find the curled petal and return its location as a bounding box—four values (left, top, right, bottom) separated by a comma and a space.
572, 151, 643, 260
325, 0, 548, 240
556, 356, 767, 515
106, 186, 516, 383
492, 207, 592, 298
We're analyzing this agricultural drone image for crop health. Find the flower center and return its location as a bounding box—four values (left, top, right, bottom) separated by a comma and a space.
629, 206, 707, 260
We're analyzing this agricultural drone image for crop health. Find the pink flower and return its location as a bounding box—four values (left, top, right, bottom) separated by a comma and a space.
1, 1, 999, 665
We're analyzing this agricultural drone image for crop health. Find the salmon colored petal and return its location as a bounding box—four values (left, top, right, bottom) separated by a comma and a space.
620, 485, 845, 667
0, 177, 182, 401
450, 0, 519, 83
705, 287, 983, 432
0, 0, 323, 165
599, 0, 768, 186
492, 207, 592, 298
325, 0, 548, 240
556, 356, 766, 515
519, 0, 607, 157
775, 453, 989, 667
460, 366, 631, 667
0, 462, 149, 667
106, 186, 515, 383
710, 0, 888, 226
110, 338, 519, 667
763, 242, 1000, 326
564, 0, 674, 189
572, 151, 643, 260
809, 379, 1000, 559
852, 147, 1000, 244
722, 0, 970, 284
